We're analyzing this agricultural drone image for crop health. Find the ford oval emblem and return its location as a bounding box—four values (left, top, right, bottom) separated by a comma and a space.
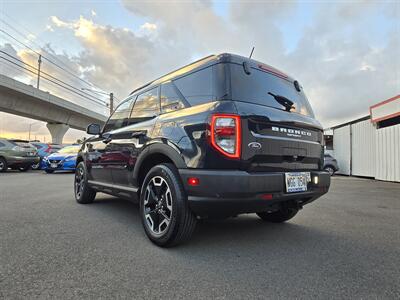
248, 142, 262, 149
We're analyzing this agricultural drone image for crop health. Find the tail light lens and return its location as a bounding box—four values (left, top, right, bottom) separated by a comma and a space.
210, 114, 241, 159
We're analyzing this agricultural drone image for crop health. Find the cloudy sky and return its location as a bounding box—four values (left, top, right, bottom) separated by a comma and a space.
0, 0, 399, 143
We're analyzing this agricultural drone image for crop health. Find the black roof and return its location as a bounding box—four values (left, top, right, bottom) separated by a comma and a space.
129, 53, 295, 95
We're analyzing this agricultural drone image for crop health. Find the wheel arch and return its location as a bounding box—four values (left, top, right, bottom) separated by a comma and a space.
135, 143, 186, 188
75, 154, 84, 166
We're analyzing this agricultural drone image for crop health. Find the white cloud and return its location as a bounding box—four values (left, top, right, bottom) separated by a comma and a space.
2, 1, 399, 139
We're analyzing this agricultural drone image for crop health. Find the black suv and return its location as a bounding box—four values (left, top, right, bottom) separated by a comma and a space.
75, 53, 330, 247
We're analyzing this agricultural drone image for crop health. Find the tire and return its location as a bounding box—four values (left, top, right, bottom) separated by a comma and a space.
0, 157, 7, 172
31, 160, 41, 170
45, 169, 54, 174
19, 165, 30, 172
257, 207, 299, 223
74, 162, 96, 204
140, 163, 197, 247
324, 166, 335, 176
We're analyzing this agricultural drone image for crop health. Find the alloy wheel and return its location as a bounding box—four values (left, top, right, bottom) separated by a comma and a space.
75, 166, 85, 198
143, 176, 173, 235
325, 167, 334, 176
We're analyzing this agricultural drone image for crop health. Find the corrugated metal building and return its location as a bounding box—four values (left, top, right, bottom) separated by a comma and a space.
325, 95, 400, 182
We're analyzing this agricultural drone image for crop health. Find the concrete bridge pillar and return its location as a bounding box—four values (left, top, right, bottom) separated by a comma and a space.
46, 123, 69, 144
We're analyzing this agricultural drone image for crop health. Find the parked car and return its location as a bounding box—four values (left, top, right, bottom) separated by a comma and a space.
75, 53, 331, 247
43, 145, 80, 173
0, 139, 39, 172
323, 153, 339, 175
30, 142, 63, 170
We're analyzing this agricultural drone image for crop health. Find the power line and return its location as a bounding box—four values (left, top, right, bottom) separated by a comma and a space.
0, 50, 108, 104
0, 52, 108, 107
0, 15, 88, 82
0, 18, 109, 94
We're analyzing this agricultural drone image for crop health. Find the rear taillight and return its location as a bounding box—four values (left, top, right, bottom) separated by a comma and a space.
210, 114, 241, 159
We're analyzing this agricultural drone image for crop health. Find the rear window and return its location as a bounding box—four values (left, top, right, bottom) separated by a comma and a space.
9, 140, 33, 148
173, 67, 214, 106
230, 64, 314, 117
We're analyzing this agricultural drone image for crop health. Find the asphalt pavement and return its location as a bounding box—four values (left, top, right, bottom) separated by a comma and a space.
1, 171, 399, 299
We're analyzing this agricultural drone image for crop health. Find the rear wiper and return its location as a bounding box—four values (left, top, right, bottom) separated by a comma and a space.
268, 92, 295, 112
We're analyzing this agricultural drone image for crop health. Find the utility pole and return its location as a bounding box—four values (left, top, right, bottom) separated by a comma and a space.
109, 92, 114, 115
81, 88, 115, 116
37, 54, 42, 89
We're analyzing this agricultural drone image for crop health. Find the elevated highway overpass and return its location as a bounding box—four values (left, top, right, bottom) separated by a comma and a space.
0, 74, 108, 143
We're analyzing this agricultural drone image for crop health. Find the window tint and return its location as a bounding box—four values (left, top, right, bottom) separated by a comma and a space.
130, 87, 159, 124
173, 67, 214, 106
160, 82, 185, 113
230, 64, 314, 117
103, 97, 135, 132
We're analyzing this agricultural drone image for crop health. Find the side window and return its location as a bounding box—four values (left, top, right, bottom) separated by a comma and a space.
103, 97, 135, 132
173, 66, 214, 106
130, 87, 159, 124
160, 82, 185, 113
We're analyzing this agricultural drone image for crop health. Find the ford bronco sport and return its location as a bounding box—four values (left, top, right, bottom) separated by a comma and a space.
75, 53, 330, 247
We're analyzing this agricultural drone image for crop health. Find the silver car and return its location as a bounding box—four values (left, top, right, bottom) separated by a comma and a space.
323, 154, 339, 176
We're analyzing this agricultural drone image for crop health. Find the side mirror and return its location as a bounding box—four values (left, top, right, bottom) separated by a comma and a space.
86, 123, 101, 135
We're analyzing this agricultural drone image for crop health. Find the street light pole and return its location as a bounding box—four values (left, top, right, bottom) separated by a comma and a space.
28, 121, 41, 141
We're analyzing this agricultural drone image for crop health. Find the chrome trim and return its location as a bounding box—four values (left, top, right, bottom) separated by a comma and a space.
251, 131, 321, 145
87, 180, 139, 192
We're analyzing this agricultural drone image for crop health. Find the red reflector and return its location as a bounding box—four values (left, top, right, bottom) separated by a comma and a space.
188, 177, 200, 186
261, 194, 273, 200
215, 127, 235, 136
258, 64, 288, 79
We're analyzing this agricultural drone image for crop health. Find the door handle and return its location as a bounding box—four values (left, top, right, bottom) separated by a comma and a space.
102, 137, 112, 144
131, 130, 147, 138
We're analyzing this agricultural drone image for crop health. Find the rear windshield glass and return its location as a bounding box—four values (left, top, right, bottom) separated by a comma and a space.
9, 141, 33, 148
230, 64, 314, 117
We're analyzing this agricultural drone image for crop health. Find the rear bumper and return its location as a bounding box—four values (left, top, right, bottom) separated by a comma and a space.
7, 156, 40, 167
179, 169, 330, 217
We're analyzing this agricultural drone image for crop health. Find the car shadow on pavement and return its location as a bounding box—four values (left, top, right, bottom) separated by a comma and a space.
90, 196, 337, 253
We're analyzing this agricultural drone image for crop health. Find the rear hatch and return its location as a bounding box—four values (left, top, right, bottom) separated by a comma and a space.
9, 140, 38, 157
229, 62, 324, 172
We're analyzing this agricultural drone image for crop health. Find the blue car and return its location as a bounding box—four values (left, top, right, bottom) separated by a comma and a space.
43, 145, 81, 173
30, 142, 62, 170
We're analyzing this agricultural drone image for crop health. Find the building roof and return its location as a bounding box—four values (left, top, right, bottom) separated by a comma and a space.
327, 115, 370, 130
370, 94, 400, 123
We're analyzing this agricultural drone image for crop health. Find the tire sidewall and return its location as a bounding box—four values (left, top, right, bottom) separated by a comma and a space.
0, 158, 7, 172
140, 164, 185, 245
75, 162, 88, 202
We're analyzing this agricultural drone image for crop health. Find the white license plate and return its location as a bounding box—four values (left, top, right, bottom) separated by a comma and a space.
285, 172, 310, 193
51, 163, 58, 168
